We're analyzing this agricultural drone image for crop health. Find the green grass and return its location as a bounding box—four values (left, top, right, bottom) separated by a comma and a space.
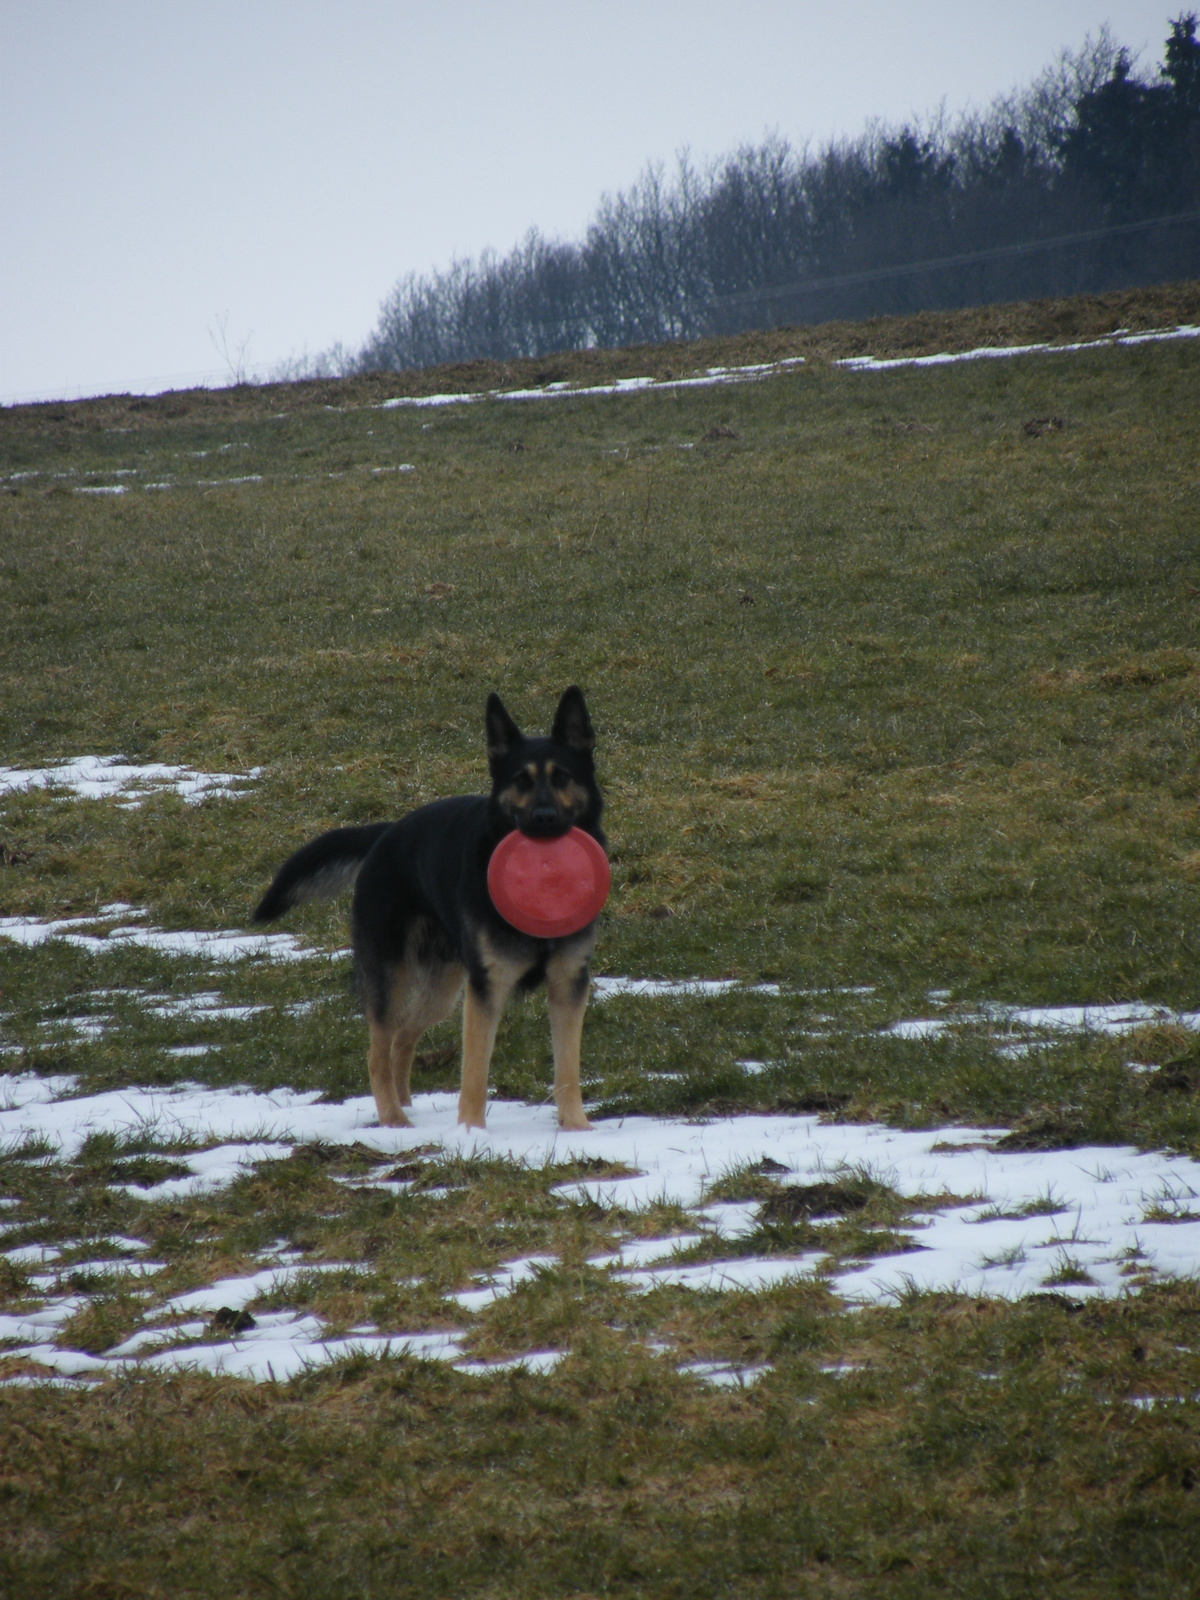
3, 315, 1199, 1137
2, 292, 1200, 1595
4, 1291, 1200, 1598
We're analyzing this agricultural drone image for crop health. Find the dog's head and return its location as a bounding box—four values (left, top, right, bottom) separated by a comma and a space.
486, 686, 601, 839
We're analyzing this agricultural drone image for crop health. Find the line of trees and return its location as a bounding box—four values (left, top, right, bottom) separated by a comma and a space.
340, 15, 1200, 373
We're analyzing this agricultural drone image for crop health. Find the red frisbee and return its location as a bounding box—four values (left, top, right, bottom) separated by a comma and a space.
488, 827, 611, 939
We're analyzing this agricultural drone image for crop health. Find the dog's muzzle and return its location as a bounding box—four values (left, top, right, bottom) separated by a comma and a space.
524, 808, 570, 838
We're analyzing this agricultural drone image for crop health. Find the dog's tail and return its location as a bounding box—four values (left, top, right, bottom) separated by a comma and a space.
253, 823, 392, 922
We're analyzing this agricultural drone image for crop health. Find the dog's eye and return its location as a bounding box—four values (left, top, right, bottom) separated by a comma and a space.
514, 772, 535, 794
549, 767, 566, 788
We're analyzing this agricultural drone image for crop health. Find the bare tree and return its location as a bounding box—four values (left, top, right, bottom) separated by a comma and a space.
208, 311, 254, 384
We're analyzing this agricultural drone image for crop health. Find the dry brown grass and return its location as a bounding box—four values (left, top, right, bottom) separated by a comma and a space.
4, 281, 1199, 434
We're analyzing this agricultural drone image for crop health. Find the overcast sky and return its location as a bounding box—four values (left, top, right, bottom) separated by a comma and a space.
0, 2, 1181, 403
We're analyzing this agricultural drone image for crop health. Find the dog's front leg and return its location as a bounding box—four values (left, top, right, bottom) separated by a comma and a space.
546, 947, 593, 1131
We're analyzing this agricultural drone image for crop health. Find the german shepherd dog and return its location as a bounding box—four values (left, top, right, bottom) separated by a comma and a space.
253, 687, 604, 1132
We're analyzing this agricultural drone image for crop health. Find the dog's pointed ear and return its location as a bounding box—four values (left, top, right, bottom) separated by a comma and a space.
551, 685, 595, 754
485, 693, 523, 765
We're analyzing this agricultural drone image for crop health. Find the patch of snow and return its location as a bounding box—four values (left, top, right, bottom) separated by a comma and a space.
5, 1243, 61, 1266
998, 1002, 1197, 1034
375, 328, 1200, 415
105, 1321, 209, 1357
0, 1373, 103, 1388
332, 1168, 417, 1193
884, 1001, 1200, 1043
147, 994, 268, 1021
0, 755, 261, 807
588, 1235, 704, 1271
38, 1015, 111, 1040
0, 911, 334, 964
839, 323, 1200, 372
696, 1202, 763, 1240
141, 1327, 467, 1382
0, 1077, 334, 1162
162, 1262, 364, 1316
0, 1297, 86, 1343
679, 1361, 767, 1387
59, 1259, 166, 1279
623, 1255, 827, 1294
456, 1350, 565, 1376
116, 1142, 296, 1201
451, 1254, 558, 1312
0, 1073, 79, 1110
884, 1018, 950, 1040
592, 977, 780, 1001
2, 1345, 111, 1376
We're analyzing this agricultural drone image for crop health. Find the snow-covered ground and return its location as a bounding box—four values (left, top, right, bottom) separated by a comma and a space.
591, 976, 781, 1000
0, 904, 329, 963
3, 1067, 1200, 1387
0, 755, 261, 807
377, 323, 1200, 411
884, 1000, 1200, 1040
2, 759, 1199, 1385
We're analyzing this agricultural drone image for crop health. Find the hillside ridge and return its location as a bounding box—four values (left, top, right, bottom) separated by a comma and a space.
6, 278, 1200, 433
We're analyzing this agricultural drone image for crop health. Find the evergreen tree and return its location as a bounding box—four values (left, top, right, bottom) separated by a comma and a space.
1163, 12, 1200, 111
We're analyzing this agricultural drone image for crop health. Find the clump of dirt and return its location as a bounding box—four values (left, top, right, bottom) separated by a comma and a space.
775, 1091, 851, 1113
994, 1115, 1092, 1151
1146, 1064, 1200, 1094
760, 1182, 871, 1222
210, 1307, 256, 1334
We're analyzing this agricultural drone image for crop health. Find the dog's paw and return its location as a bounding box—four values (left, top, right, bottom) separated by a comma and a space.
557, 1111, 593, 1132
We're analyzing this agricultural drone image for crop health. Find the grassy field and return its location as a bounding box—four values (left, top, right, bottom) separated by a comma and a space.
2, 286, 1200, 1596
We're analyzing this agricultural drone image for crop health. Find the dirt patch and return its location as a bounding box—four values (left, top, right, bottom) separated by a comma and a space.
1145, 1065, 1200, 1094
760, 1182, 871, 1221
993, 1115, 1094, 1152
775, 1091, 851, 1113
